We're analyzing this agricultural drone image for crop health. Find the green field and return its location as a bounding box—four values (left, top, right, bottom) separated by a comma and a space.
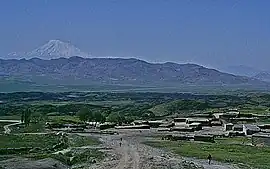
239, 107, 270, 115
0, 133, 99, 149
48, 115, 82, 124
67, 134, 101, 147
0, 134, 60, 149
27, 100, 134, 106
9, 123, 46, 134
149, 100, 209, 117
145, 137, 270, 169
0, 116, 21, 120
0, 134, 103, 166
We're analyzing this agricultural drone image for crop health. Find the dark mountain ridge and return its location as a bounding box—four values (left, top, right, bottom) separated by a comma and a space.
0, 56, 265, 87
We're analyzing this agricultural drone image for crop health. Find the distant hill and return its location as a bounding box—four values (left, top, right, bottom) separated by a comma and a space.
0, 57, 265, 87
220, 65, 263, 77
253, 72, 270, 82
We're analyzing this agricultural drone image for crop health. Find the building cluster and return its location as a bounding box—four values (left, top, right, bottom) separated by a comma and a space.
115, 109, 270, 146
46, 108, 270, 146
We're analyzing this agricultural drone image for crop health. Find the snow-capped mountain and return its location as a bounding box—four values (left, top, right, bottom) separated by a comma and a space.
8, 40, 91, 60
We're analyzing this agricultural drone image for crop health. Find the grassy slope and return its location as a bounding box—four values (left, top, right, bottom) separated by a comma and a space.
0, 134, 60, 149
9, 123, 46, 134
0, 116, 21, 120
149, 100, 208, 117
67, 134, 101, 147
145, 137, 270, 169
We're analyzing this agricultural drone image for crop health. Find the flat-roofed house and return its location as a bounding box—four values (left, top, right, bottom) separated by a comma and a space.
174, 118, 187, 123
189, 122, 202, 130
220, 111, 239, 120
187, 118, 211, 126
211, 120, 222, 126
243, 124, 260, 135
229, 117, 257, 124
224, 123, 233, 131
233, 124, 244, 132
258, 124, 270, 130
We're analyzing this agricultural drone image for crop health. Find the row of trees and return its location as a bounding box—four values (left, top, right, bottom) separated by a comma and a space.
77, 107, 106, 125
18, 103, 148, 127
77, 107, 135, 125
21, 109, 32, 126
106, 112, 134, 125
21, 109, 47, 126
20, 106, 134, 127
18, 100, 211, 127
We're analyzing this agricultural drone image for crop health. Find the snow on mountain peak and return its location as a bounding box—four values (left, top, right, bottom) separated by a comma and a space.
24, 40, 91, 60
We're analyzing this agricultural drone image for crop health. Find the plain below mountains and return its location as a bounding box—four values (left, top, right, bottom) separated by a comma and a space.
0, 56, 266, 87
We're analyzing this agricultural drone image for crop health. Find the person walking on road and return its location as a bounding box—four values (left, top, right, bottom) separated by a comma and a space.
119, 137, 123, 147
207, 154, 212, 165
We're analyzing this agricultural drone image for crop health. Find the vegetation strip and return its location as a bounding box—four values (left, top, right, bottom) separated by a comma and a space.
145, 138, 270, 169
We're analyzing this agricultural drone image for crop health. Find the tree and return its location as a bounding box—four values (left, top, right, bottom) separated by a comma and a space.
77, 107, 90, 122
21, 111, 25, 123
22, 108, 32, 126
124, 116, 135, 124
107, 112, 126, 125
31, 112, 46, 123
78, 107, 107, 126
107, 112, 118, 124
142, 110, 155, 119
91, 110, 105, 126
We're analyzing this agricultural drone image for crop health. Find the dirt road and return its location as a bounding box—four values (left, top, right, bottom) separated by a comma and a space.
0, 119, 21, 134
81, 130, 242, 169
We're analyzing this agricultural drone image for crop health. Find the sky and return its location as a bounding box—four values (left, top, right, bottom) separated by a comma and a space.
0, 0, 269, 70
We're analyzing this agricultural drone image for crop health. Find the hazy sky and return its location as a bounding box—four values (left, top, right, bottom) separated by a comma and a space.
0, 0, 269, 69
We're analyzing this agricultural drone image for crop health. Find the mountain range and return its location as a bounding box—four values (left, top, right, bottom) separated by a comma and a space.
0, 40, 268, 89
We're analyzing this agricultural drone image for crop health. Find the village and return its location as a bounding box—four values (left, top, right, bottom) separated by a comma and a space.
46, 108, 270, 147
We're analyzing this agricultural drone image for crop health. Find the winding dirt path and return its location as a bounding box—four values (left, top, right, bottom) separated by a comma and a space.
0, 120, 21, 134
81, 130, 243, 169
